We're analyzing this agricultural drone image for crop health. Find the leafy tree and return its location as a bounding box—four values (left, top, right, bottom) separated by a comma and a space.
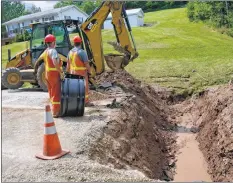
187, 1, 233, 28
31, 4, 41, 13
54, 0, 82, 9
23, 4, 41, 15
23, 29, 31, 41
187, 1, 233, 37
125, 1, 187, 12
81, 1, 102, 14
53, 1, 187, 14
2, 1, 25, 23
54, 0, 102, 14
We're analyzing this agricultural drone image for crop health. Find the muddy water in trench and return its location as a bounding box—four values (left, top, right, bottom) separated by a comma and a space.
174, 125, 212, 182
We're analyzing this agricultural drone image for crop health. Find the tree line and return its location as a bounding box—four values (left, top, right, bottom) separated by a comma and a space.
53, 1, 187, 14
2, 1, 233, 38
2, 1, 41, 23
187, 1, 233, 37
125, 1, 187, 12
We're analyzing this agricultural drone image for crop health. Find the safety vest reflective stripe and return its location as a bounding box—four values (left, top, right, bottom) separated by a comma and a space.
44, 49, 62, 72
47, 66, 63, 72
47, 68, 57, 71
44, 126, 57, 135
44, 50, 56, 72
51, 101, 60, 105
70, 51, 86, 71
72, 67, 86, 71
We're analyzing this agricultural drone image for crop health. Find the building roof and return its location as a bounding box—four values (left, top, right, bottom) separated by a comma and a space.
3, 5, 88, 25
106, 8, 144, 20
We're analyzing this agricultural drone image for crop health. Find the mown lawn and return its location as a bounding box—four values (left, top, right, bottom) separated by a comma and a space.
101, 8, 233, 95
2, 8, 233, 94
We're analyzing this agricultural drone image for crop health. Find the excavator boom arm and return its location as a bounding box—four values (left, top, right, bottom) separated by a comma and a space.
80, 1, 138, 74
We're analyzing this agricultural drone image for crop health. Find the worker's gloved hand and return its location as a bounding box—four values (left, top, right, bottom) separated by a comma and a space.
60, 72, 65, 80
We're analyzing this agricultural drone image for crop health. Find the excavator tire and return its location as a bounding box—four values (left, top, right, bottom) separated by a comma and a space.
37, 63, 48, 92
2, 68, 24, 89
1, 83, 7, 90
1, 69, 7, 90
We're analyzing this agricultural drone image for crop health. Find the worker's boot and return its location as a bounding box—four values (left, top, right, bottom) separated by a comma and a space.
53, 113, 60, 118
52, 108, 60, 118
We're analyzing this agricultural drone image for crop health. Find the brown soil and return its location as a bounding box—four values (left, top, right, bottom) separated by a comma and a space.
90, 70, 176, 180
89, 70, 233, 181
2, 68, 232, 181
89, 90, 110, 102
194, 86, 233, 181
173, 85, 233, 181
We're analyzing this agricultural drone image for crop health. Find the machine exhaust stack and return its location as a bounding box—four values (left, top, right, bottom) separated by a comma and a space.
8, 49, 11, 61
26, 41, 29, 49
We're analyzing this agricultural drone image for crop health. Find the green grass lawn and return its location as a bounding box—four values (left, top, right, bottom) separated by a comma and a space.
2, 8, 233, 95
101, 8, 233, 95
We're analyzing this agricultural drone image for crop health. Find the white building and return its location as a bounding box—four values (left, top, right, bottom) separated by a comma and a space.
2, 5, 88, 37
104, 8, 144, 30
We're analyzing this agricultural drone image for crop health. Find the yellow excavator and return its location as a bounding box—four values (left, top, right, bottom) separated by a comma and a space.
2, 1, 139, 91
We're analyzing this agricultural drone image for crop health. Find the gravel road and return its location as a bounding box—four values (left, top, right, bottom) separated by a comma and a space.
2, 88, 150, 182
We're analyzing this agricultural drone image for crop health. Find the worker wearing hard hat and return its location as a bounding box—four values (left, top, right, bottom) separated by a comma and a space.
40, 34, 65, 117
66, 36, 91, 104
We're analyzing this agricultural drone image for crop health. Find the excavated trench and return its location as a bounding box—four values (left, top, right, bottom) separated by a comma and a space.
88, 70, 233, 181
90, 70, 176, 181
178, 86, 233, 182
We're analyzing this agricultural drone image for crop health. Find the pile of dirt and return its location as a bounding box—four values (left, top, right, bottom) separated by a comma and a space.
196, 85, 233, 181
175, 85, 233, 181
89, 90, 111, 102
96, 70, 172, 101
93, 70, 233, 181
89, 70, 176, 180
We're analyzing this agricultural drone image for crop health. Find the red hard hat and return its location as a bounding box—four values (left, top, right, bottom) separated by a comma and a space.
73, 36, 82, 43
44, 34, 56, 43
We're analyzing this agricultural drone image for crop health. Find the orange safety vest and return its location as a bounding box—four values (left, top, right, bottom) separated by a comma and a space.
68, 50, 89, 101
68, 50, 87, 76
43, 48, 62, 73
43, 48, 62, 106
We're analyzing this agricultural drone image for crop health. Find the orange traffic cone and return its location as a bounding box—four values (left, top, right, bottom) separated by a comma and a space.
35, 105, 69, 160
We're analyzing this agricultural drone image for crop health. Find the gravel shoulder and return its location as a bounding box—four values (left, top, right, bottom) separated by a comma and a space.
2, 71, 232, 182
2, 88, 151, 182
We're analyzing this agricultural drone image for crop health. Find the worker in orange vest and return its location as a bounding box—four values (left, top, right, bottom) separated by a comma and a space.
40, 34, 65, 117
66, 36, 91, 104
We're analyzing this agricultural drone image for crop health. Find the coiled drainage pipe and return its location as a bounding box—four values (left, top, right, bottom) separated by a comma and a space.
60, 74, 85, 117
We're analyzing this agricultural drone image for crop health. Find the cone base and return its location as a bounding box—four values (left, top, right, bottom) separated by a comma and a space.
35, 149, 70, 160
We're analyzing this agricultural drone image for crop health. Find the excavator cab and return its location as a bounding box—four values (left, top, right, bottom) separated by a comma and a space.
2, 1, 139, 91
2, 20, 78, 91
30, 21, 72, 66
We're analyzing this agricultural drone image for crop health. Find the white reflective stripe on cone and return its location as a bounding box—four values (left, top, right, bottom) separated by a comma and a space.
44, 126, 57, 135
45, 111, 54, 123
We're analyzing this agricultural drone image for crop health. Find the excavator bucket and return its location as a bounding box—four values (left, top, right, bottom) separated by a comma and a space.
104, 54, 129, 71
107, 41, 129, 55
105, 41, 138, 71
